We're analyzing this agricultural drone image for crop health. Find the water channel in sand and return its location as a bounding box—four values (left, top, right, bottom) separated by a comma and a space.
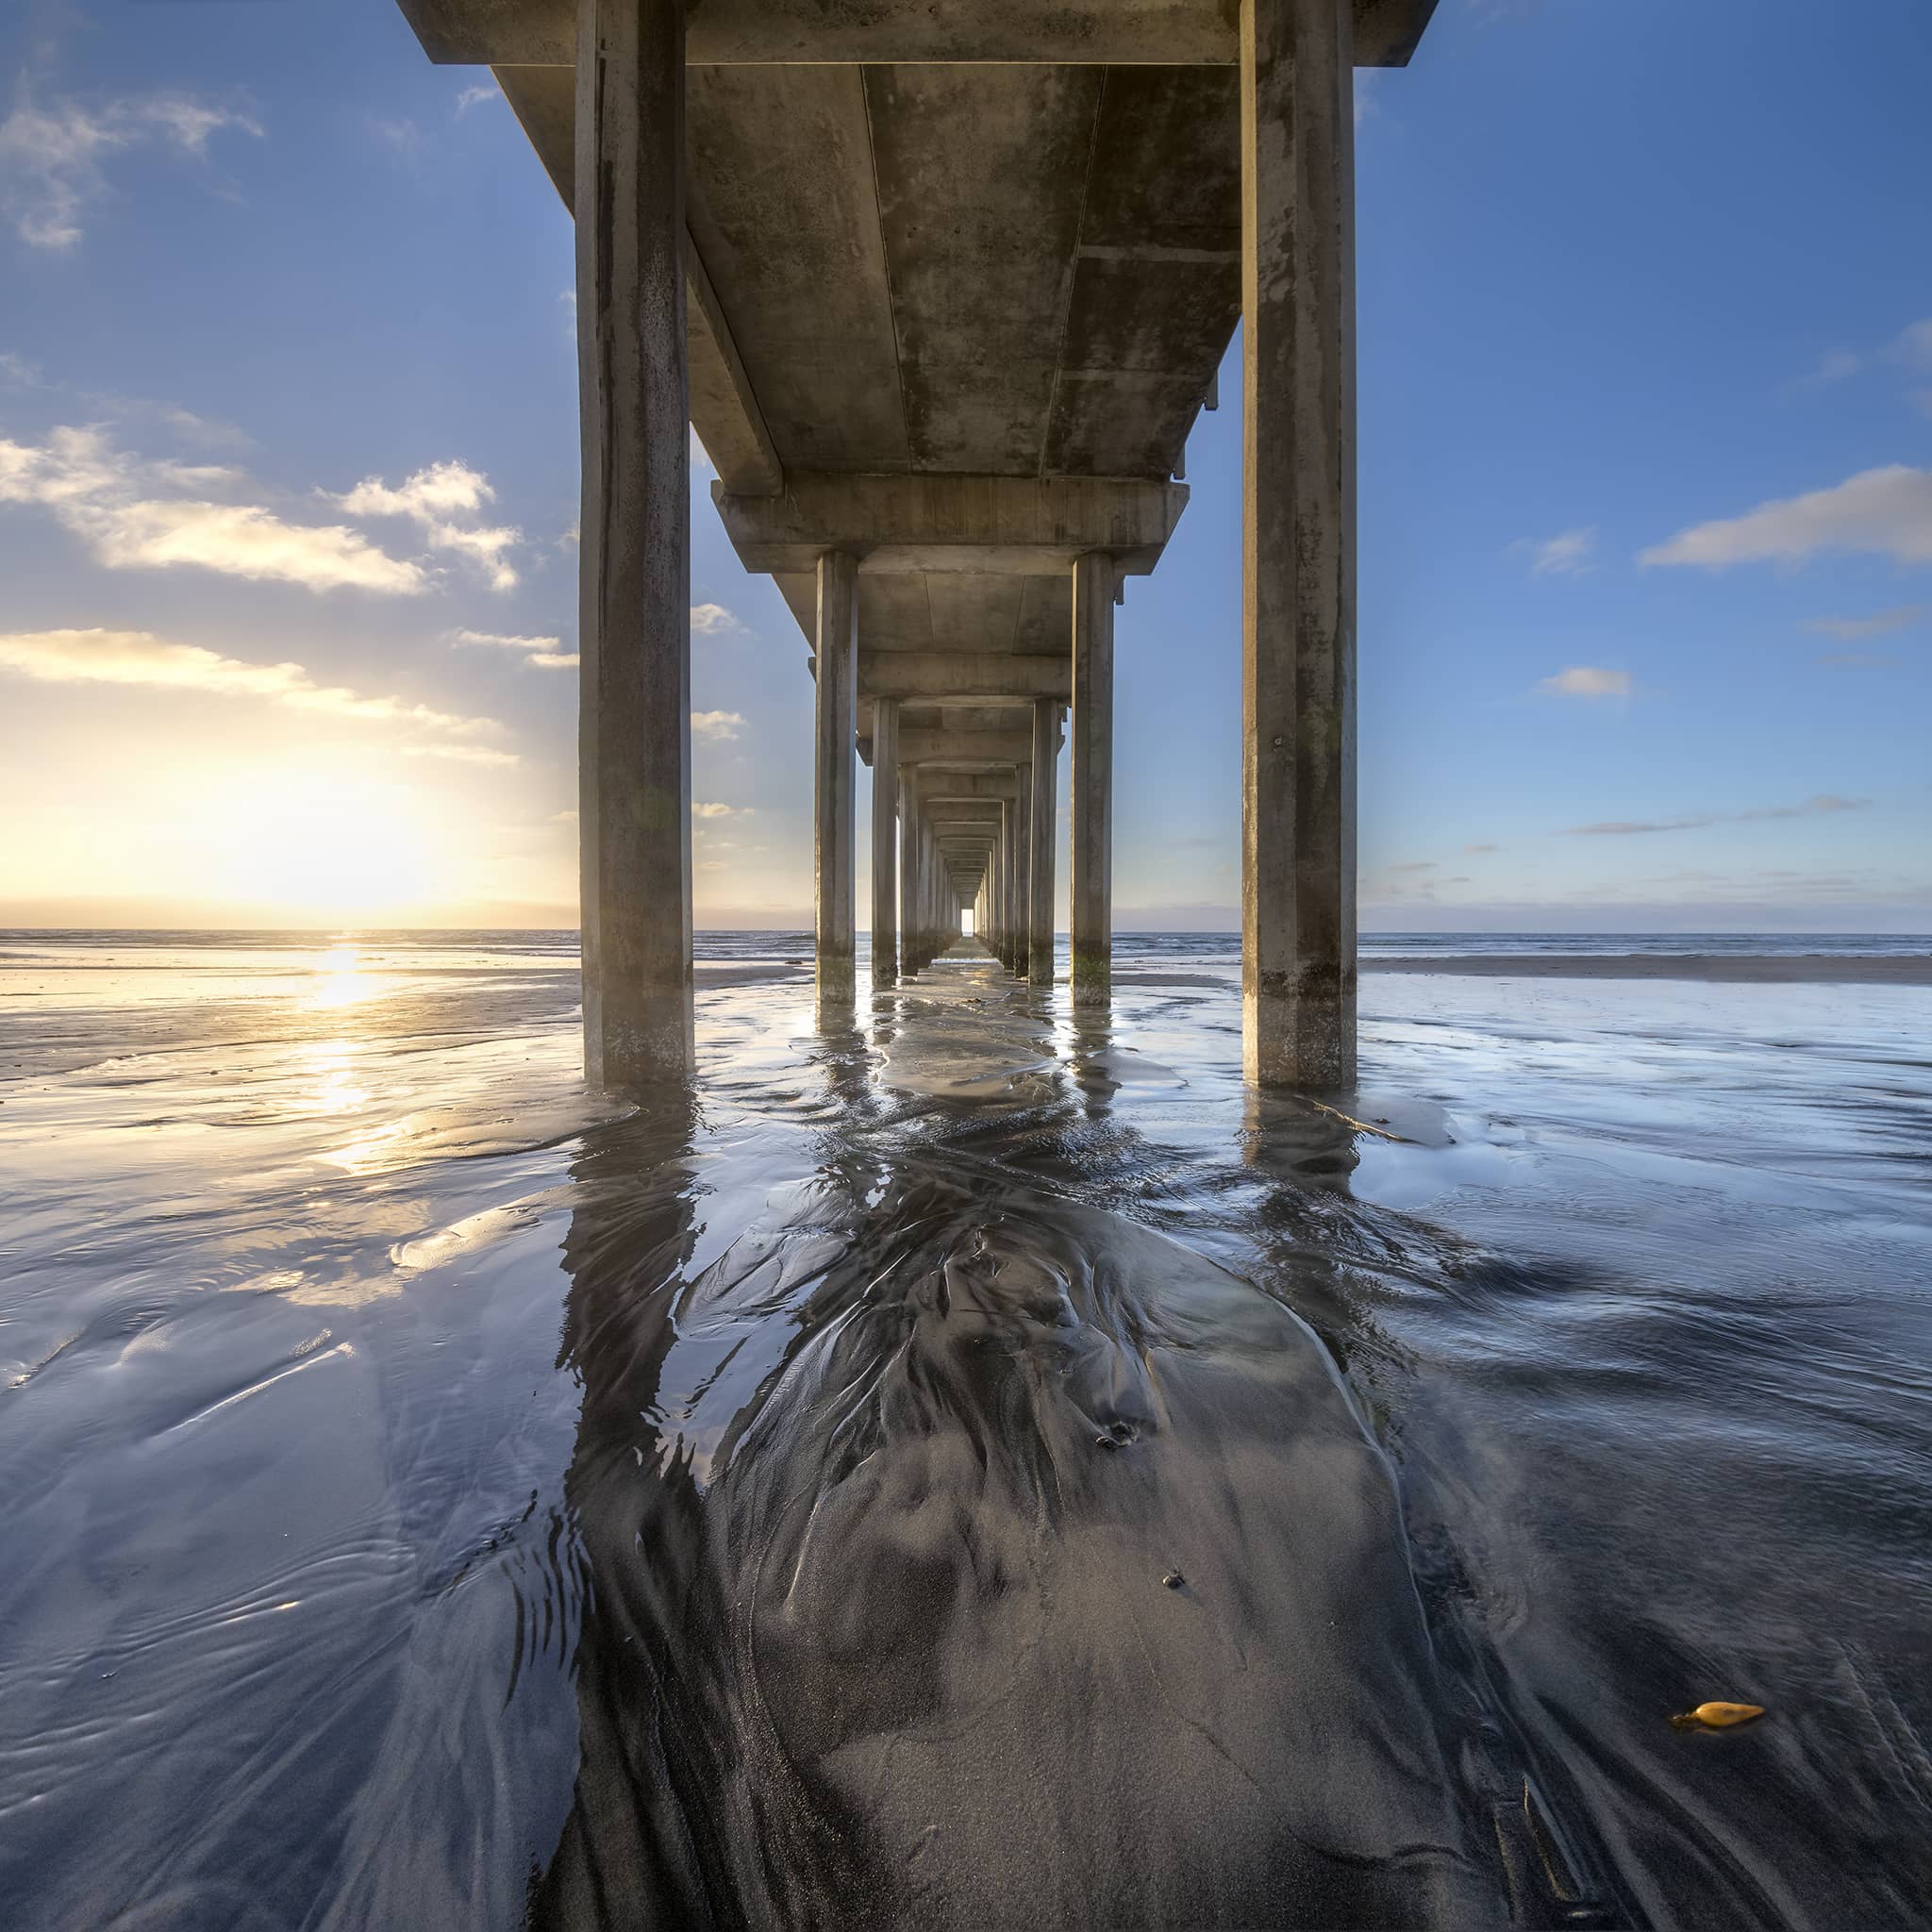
2, 931, 1929, 1928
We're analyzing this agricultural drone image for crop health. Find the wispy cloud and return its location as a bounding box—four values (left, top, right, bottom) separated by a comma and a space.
1816, 651, 1899, 669
0, 91, 260, 250
0, 626, 509, 758
334, 460, 521, 590
1641, 465, 1932, 569
1564, 794, 1864, 837
1539, 665, 1630, 698
1792, 346, 1863, 389
693, 801, 753, 819
449, 626, 576, 669
0, 425, 426, 592
1516, 526, 1597, 576
1803, 605, 1925, 641
369, 116, 422, 164
691, 708, 744, 742
691, 602, 741, 636
1465, 842, 1500, 854
455, 84, 502, 114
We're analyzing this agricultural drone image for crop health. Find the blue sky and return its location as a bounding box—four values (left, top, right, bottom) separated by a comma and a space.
1, 0, 1927, 931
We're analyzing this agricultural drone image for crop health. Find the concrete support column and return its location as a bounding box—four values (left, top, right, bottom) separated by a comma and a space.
898, 763, 920, 973
1028, 701, 1057, 985
813, 549, 858, 1008
1241, 0, 1357, 1088
927, 819, 942, 961
1012, 764, 1031, 978
987, 821, 1002, 964
871, 699, 899, 987
575, 0, 692, 1087
1070, 551, 1115, 1007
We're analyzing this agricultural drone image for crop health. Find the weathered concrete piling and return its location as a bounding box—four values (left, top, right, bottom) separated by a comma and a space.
396, 0, 1439, 1088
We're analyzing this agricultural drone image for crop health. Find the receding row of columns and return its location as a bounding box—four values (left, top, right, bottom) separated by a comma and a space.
575, 0, 1358, 1093
805, 559, 1106, 1008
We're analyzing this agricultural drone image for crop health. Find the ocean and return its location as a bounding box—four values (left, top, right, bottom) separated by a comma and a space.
3, 929, 1929, 1928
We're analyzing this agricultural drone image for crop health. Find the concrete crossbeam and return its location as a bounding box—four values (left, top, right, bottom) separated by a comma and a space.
403, 0, 1438, 69
715, 474, 1188, 577
859, 652, 1071, 705
921, 774, 1021, 803
897, 728, 1037, 767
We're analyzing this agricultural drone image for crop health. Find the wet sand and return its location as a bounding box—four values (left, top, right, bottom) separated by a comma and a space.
5, 932, 1931, 1929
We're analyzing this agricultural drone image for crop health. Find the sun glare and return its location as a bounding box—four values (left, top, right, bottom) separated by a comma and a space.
199, 770, 443, 919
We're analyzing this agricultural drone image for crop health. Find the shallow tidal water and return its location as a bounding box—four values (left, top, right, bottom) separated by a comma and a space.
3, 931, 1930, 1930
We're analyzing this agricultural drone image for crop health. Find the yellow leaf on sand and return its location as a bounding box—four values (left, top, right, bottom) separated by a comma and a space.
1672, 1701, 1766, 1731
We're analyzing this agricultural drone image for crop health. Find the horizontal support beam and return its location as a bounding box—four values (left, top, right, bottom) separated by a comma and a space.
897, 728, 1037, 766
715, 473, 1188, 576
404, 0, 1436, 68
920, 774, 1022, 802
861, 652, 1070, 704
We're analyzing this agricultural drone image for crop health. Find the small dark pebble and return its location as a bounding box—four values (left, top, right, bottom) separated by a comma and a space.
1162, 1570, 1184, 1590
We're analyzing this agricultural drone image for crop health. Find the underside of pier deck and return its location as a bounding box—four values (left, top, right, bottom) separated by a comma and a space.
396, 0, 1438, 1087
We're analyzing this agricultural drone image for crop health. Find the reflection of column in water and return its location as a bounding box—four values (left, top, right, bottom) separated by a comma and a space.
534, 1091, 734, 1927
1239, 1086, 1361, 1191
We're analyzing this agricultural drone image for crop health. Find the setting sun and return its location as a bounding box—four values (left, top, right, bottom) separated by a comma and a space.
193, 769, 444, 920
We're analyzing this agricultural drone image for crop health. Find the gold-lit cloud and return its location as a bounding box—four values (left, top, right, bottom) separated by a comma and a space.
0, 425, 426, 592
0, 626, 512, 758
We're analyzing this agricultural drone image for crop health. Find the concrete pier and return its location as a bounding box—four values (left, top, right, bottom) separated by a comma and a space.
1070, 551, 1115, 1007
871, 697, 899, 985
814, 550, 858, 1008
1241, 0, 1358, 1088
573, 0, 692, 1087
399, 0, 1437, 1088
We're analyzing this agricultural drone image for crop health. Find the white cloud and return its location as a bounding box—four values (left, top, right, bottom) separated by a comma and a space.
691, 708, 744, 742
1816, 651, 1898, 669
449, 626, 576, 669
341, 461, 493, 521
0, 425, 427, 592
0, 350, 42, 387
0, 627, 508, 757
1565, 794, 1864, 837
1518, 526, 1596, 576
455, 84, 502, 114
1641, 465, 1932, 570
693, 801, 753, 819
0, 92, 260, 250
1539, 666, 1630, 699
1803, 605, 1925, 641
335, 460, 521, 589
691, 602, 741, 636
